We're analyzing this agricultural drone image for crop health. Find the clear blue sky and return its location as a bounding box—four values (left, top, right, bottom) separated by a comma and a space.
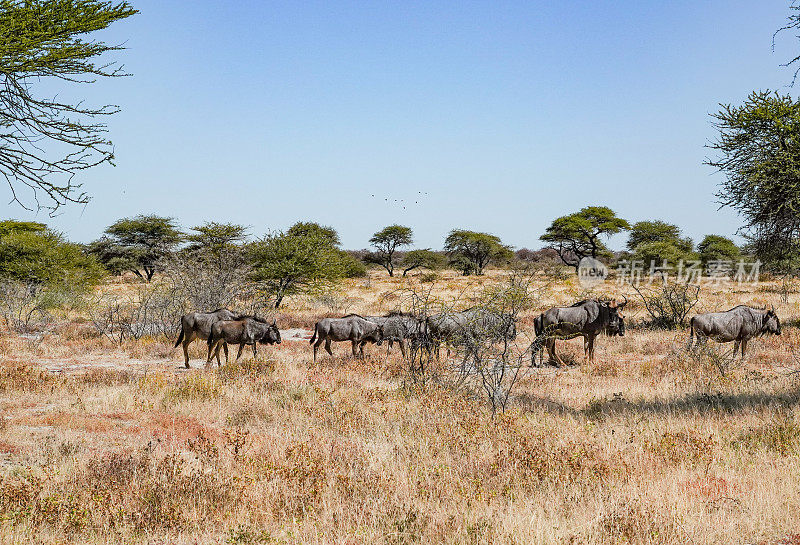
6, 1, 799, 249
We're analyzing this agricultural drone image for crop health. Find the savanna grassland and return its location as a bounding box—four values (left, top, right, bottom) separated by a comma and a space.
2, 269, 800, 545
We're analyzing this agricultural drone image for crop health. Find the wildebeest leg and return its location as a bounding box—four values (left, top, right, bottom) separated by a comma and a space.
182, 331, 195, 368
546, 338, 560, 366
732, 340, 740, 361
740, 339, 747, 360
207, 340, 220, 365
351, 340, 359, 357
324, 339, 333, 356
216, 342, 224, 366
223, 343, 229, 363
252, 344, 257, 360
236, 343, 245, 362
586, 335, 595, 364
398, 339, 407, 359
205, 340, 214, 365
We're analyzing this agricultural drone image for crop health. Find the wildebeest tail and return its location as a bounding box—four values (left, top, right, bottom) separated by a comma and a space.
207, 330, 215, 348
309, 324, 317, 344
533, 314, 543, 337
173, 326, 185, 348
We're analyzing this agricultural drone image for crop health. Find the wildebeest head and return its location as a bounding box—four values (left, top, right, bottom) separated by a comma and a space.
368, 324, 385, 345
606, 297, 627, 337
258, 320, 281, 344
763, 308, 781, 336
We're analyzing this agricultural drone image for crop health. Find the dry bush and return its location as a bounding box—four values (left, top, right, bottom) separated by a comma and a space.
633, 281, 700, 329
160, 248, 251, 312
0, 280, 54, 333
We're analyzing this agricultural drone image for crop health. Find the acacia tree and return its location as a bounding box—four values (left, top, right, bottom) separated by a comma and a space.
286, 221, 340, 245
444, 230, 512, 275
186, 222, 248, 254
0, 0, 137, 211
697, 235, 740, 266
249, 222, 351, 308
540, 206, 629, 270
706, 91, 800, 268
102, 215, 184, 282
369, 224, 413, 276
0, 220, 104, 290
400, 249, 445, 276
627, 220, 695, 265
626, 221, 692, 253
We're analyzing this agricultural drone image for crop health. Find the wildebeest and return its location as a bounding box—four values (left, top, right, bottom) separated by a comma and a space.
426, 308, 518, 358
360, 312, 427, 358
531, 298, 626, 366
206, 317, 281, 365
310, 314, 384, 361
174, 308, 244, 368
688, 305, 781, 359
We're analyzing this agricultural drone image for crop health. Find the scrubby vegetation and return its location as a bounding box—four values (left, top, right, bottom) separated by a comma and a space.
0, 268, 799, 544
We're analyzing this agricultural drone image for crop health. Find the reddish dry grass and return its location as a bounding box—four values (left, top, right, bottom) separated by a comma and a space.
0, 272, 800, 543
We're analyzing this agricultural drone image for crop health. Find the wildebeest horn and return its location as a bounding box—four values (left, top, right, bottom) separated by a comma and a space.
619, 295, 628, 308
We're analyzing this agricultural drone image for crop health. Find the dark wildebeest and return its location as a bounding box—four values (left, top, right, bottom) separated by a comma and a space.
426, 308, 517, 358
310, 314, 384, 361
174, 309, 244, 368
206, 317, 281, 365
531, 298, 626, 366
360, 312, 427, 358
688, 305, 781, 359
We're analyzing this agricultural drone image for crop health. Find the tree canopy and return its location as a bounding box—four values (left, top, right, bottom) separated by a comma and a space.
540, 206, 629, 270
400, 249, 445, 276
706, 91, 800, 268
697, 235, 740, 265
186, 222, 248, 254
0, 220, 104, 290
286, 222, 340, 245
626, 221, 692, 254
444, 230, 512, 275
102, 215, 184, 281
250, 222, 358, 308
0, 0, 137, 211
626, 220, 695, 266
368, 224, 413, 276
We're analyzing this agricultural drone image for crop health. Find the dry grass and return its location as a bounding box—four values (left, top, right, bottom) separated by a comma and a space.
1, 270, 800, 544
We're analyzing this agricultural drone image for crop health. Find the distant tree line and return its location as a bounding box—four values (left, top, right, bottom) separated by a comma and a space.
0, 209, 754, 315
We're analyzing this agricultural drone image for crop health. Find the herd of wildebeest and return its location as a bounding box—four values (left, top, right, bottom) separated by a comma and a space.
173, 297, 783, 368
